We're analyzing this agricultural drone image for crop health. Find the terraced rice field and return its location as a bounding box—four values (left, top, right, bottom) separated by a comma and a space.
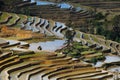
0, 0, 120, 80
0, 10, 120, 79
0, 49, 114, 80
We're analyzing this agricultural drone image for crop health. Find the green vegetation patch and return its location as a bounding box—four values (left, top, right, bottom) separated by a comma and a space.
75, 32, 81, 38
17, 14, 27, 24
90, 35, 99, 42
6, 13, 19, 25
81, 51, 95, 55
83, 33, 90, 40
0, 12, 11, 23
85, 52, 103, 58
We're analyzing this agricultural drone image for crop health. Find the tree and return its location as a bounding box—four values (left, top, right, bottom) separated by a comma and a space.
70, 49, 81, 58
64, 29, 76, 46
94, 12, 105, 20
91, 57, 97, 65
112, 15, 120, 42
64, 42, 81, 58
112, 15, 120, 35
62, 41, 82, 59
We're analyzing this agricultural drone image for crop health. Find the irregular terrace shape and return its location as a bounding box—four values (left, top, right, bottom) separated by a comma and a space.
6, 13, 20, 26
0, 12, 12, 24
0, 10, 120, 80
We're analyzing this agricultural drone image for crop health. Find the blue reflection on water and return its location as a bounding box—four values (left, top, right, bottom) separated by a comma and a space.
58, 3, 71, 9
75, 7, 82, 12
36, 1, 55, 5
31, 0, 71, 9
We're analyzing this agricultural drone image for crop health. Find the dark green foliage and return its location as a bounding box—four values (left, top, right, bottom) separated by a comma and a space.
96, 56, 105, 60
96, 26, 105, 35
62, 42, 83, 58
112, 15, 120, 39
68, 48, 81, 58
65, 30, 73, 40
64, 30, 76, 46
94, 12, 105, 20
90, 11, 120, 42
21, 7, 30, 15
90, 55, 105, 65
91, 57, 97, 65
105, 15, 120, 42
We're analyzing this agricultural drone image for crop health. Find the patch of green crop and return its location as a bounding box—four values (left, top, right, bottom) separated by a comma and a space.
81, 51, 95, 55
0, 12, 10, 22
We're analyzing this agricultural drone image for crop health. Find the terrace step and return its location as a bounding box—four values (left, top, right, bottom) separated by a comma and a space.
6, 13, 20, 26
110, 42, 120, 54
0, 38, 8, 46
42, 20, 54, 36
65, 71, 107, 80
46, 20, 55, 35
105, 40, 117, 54
0, 55, 18, 66
74, 74, 113, 80
23, 17, 34, 30
37, 18, 54, 36
0, 52, 12, 60
0, 12, 12, 24
33, 18, 44, 33
16, 1, 36, 8
0, 61, 38, 80
10, 64, 42, 80
49, 67, 97, 80
18, 67, 47, 80
30, 17, 41, 32
51, 22, 66, 38
42, 64, 91, 80
0, 58, 21, 72
1, 42, 20, 49
19, 62, 77, 80
17, 14, 28, 27
37, 18, 45, 33
47, 54, 66, 60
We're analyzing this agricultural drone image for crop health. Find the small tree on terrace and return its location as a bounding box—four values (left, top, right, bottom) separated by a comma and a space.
64, 29, 76, 46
